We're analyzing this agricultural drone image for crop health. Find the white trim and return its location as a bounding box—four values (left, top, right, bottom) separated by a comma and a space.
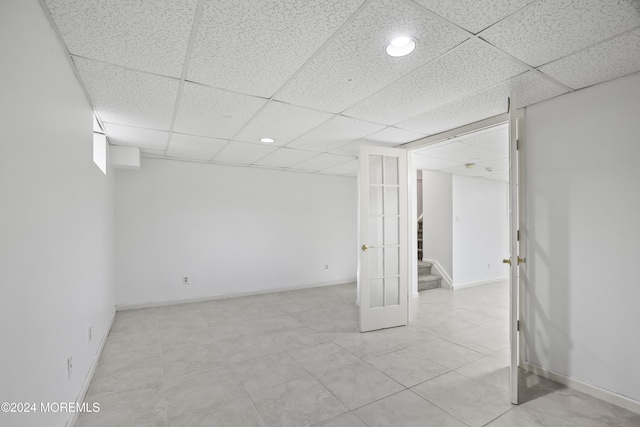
66, 310, 116, 427
452, 277, 508, 290
523, 362, 640, 415
422, 258, 453, 289
117, 278, 357, 311
408, 293, 420, 322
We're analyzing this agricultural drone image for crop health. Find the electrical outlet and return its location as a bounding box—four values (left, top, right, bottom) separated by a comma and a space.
88, 325, 92, 343
182, 276, 189, 285
67, 356, 73, 379
325, 265, 329, 270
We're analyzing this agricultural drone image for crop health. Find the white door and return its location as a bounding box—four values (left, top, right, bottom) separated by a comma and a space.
507, 97, 521, 404
358, 145, 408, 332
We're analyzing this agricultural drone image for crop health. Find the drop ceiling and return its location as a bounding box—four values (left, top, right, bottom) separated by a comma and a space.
40, 0, 640, 177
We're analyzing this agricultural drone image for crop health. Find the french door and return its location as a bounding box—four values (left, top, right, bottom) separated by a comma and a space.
358, 145, 408, 332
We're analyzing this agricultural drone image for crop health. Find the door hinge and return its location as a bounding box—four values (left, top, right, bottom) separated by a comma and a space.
517, 230, 520, 241
516, 139, 520, 150
517, 320, 520, 332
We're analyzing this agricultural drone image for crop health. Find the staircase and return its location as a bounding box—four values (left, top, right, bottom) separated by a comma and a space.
417, 217, 442, 291
418, 261, 442, 291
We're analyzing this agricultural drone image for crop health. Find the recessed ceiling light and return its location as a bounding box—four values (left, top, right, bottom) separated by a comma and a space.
386, 36, 416, 57
260, 137, 275, 143
466, 163, 475, 169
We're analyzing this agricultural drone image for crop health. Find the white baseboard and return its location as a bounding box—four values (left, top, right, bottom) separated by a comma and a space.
524, 361, 640, 415
452, 276, 508, 290
66, 310, 116, 427
422, 258, 452, 289
117, 278, 358, 311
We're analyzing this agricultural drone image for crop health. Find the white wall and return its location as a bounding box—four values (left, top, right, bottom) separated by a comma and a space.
116, 158, 357, 307
421, 171, 453, 276
0, 1, 116, 426
523, 72, 640, 403
452, 176, 509, 286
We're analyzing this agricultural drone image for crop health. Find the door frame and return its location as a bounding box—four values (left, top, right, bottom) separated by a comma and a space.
400, 111, 524, 404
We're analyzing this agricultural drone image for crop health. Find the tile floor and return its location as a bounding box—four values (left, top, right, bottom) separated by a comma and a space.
77, 281, 640, 427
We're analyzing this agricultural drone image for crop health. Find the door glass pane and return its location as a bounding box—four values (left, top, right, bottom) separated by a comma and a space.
384, 187, 398, 215
369, 187, 382, 215
370, 278, 383, 308
385, 277, 399, 306
384, 247, 399, 275
369, 248, 383, 277
369, 216, 383, 246
384, 156, 398, 185
384, 216, 399, 245
369, 155, 383, 185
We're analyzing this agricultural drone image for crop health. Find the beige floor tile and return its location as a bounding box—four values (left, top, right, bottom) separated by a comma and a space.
411, 371, 512, 427
288, 342, 361, 374
166, 390, 265, 427
315, 362, 404, 410
231, 351, 308, 392
455, 355, 510, 392
78, 388, 166, 427
331, 331, 402, 360
311, 412, 367, 427
354, 389, 466, 427
88, 355, 163, 397
269, 326, 329, 350
408, 338, 485, 370
367, 349, 449, 387
249, 376, 347, 427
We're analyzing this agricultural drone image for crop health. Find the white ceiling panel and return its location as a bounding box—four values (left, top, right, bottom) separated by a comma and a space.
480, 0, 640, 67
275, 0, 468, 113
290, 153, 355, 171
473, 157, 509, 172
213, 141, 277, 165
439, 164, 492, 178
458, 126, 508, 155
397, 82, 509, 135
254, 148, 319, 168
329, 126, 424, 156
322, 159, 359, 175
411, 0, 534, 34
174, 82, 267, 139
411, 154, 461, 171
483, 172, 509, 182
187, 0, 363, 98
103, 123, 169, 150
139, 148, 165, 157
344, 40, 525, 125
510, 71, 569, 108
286, 115, 385, 152
539, 28, 640, 90
44, 0, 197, 78
166, 133, 228, 161
74, 57, 179, 130
417, 140, 505, 163
234, 101, 333, 146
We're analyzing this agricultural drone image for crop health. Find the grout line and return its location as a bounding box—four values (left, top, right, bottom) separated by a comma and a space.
162, 0, 206, 157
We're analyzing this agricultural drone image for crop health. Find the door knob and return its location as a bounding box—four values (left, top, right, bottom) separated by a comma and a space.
362, 244, 369, 252
518, 257, 526, 265
503, 258, 511, 265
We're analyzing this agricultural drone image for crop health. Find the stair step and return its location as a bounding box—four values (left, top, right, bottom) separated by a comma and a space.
418, 273, 442, 291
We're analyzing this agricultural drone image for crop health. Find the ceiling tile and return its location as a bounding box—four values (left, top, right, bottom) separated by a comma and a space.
103, 123, 169, 150
275, 0, 468, 113
458, 125, 508, 155
212, 141, 277, 165
74, 57, 179, 130
538, 28, 640, 90
473, 157, 509, 172
329, 127, 424, 156
174, 82, 267, 139
510, 71, 568, 108
397, 82, 509, 135
290, 153, 355, 171
166, 133, 228, 160
416, 140, 505, 163
44, 0, 197, 77
411, 0, 534, 34
139, 148, 165, 157
253, 148, 319, 168
344, 40, 525, 125
187, 0, 363, 98
286, 115, 385, 152
411, 154, 461, 171
480, 0, 640, 67
234, 101, 333, 146
322, 159, 359, 175
483, 172, 509, 182
439, 164, 492, 178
